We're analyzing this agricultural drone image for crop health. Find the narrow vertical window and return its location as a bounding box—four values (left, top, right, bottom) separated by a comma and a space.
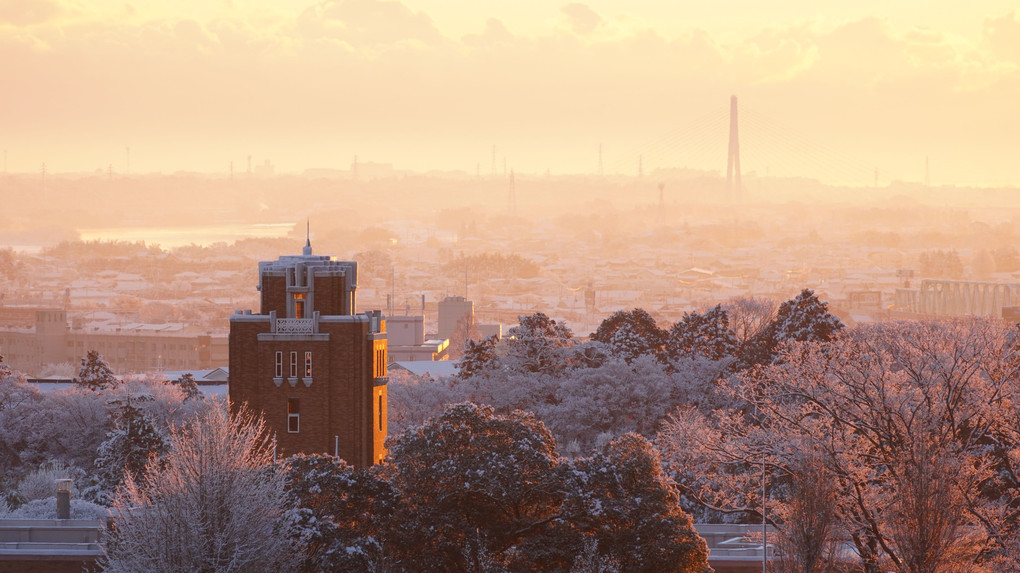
290, 351, 298, 378
304, 351, 312, 378
378, 394, 383, 431
274, 351, 283, 378
293, 292, 306, 319
287, 398, 300, 433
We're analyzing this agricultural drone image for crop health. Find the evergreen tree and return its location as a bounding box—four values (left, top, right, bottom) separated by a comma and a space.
172, 373, 202, 401
592, 309, 666, 363
284, 454, 398, 572
92, 396, 169, 502
457, 336, 500, 379
388, 402, 569, 571
665, 305, 739, 363
740, 289, 843, 367
74, 350, 118, 391
565, 434, 711, 573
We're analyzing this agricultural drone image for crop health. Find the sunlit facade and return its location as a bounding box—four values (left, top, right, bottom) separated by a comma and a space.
228, 242, 388, 466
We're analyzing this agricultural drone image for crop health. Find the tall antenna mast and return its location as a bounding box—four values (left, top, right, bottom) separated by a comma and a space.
725, 95, 741, 202
508, 169, 517, 216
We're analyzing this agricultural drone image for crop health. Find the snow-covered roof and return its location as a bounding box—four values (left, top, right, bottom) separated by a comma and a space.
389, 360, 459, 378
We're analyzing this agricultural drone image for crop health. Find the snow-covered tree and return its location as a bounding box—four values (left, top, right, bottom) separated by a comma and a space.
564, 433, 710, 573
90, 396, 169, 503
504, 312, 577, 375
661, 319, 1020, 573
74, 350, 118, 391
720, 296, 778, 347
739, 289, 843, 367
0, 358, 34, 412
171, 372, 202, 401
388, 402, 569, 571
284, 454, 398, 572
102, 403, 298, 573
665, 305, 739, 363
591, 308, 666, 363
535, 356, 677, 451
387, 369, 461, 436
1, 497, 108, 520
457, 335, 501, 379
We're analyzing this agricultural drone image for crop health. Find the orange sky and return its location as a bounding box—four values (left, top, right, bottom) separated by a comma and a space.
1, 0, 1018, 185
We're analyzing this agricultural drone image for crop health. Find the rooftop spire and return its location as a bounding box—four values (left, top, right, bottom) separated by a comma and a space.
303, 218, 312, 255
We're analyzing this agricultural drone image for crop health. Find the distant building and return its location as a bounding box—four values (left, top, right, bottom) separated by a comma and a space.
0, 308, 227, 375
254, 159, 275, 177
228, 241, 387, 466
386, 315, 449, 361
437, 295, 502, 346
438, 296, 473, 341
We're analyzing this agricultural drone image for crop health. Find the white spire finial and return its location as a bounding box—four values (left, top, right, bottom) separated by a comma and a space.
302, 218, 312, 255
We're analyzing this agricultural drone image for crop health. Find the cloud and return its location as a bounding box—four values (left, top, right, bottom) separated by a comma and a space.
983, 11, 1020, 63
295, 0, 444, 49
0, 0, 64, 27
560, 3, 603, 36
463, 18, 513, 48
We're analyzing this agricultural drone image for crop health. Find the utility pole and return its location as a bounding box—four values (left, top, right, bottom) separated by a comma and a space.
762, 451, 768, 572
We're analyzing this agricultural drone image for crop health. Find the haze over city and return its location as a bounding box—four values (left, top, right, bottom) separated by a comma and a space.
1, 0, 1018, 185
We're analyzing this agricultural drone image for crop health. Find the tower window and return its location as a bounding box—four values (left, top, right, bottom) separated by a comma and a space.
374, 347, 387, 378
274, 351, 283, 378
304, 351, 312, 378
378, 394, 384, 431
293, 292, 306, 318
290, 351, 298, 378
287, 398, 300, 433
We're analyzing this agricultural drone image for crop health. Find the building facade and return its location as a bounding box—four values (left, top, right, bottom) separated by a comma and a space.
0, 308, 227, 375
386, 314, 449, 361
228, 243, 387, 466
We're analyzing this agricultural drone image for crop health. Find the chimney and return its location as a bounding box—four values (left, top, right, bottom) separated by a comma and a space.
56, 479, 72, 519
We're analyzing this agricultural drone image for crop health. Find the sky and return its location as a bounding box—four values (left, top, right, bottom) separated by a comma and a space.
1, 0, 1018, 185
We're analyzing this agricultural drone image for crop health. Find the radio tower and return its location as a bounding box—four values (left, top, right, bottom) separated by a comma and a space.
508, 169, 517, 216
726, 95, 741, 202
657, 182, 665, 226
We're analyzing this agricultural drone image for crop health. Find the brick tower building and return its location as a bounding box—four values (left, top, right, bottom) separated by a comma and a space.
229, 239, 387, 466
